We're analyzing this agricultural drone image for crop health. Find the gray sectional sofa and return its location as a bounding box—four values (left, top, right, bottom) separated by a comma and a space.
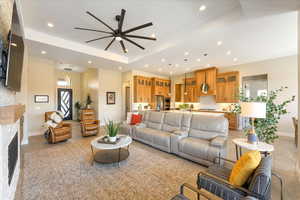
121, 111, 229, 166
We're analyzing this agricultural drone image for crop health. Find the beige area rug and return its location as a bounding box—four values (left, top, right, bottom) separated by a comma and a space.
20, 134, 206, 200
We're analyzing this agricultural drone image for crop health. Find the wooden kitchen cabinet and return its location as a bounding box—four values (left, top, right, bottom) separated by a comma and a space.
225, 113, 239, 130
152, 78, 171, 97
195, 67, 217, 96
183, 78, 198, 102
216, 71, 239, 103
175, 84, 182, 102
133, 76, 152, 103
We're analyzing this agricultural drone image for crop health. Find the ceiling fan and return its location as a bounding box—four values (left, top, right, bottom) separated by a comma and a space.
74, 9, 156, 53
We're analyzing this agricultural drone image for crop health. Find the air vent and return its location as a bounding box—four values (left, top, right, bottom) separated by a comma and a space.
64, 68, 72, 71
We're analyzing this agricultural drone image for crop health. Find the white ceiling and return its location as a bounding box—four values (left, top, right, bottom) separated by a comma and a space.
19, 0, 299, 74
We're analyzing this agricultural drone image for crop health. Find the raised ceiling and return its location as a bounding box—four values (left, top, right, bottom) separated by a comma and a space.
20, 0, 300, 74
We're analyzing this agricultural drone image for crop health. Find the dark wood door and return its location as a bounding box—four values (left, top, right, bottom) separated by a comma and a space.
57, 88, 73, 120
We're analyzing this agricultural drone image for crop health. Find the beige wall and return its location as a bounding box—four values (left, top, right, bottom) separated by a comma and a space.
80, 68, 98, 117
297, 11, 300, 181
98, 68, 122, 125
27, 56, 82, 135
220, 55, 298, 136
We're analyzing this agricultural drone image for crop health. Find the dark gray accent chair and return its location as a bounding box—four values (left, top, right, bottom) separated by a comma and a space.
197, 156, 283, 200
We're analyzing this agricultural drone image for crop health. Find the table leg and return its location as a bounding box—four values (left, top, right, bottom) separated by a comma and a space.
239, 147, 242, 159
235, 144, 239, 161
90, 145, 94, 166
118, 147, 121, 167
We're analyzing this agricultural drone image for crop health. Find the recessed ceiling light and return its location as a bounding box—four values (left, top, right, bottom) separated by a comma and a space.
151, 33, 156, 38
144, 64, 149, 68
158, 68, 162, 72
41, 50, 47, 54
199, 5, 206, 11
184, 52, 189, 56
88, 60, 92, 64
226, 50, 231, 55
217, 41, 223, 46
161, 58, 165, 62
197, 58, 201, 62
118, 66, 123, 70
233, 58, 238, 62
47, 23, 54, 28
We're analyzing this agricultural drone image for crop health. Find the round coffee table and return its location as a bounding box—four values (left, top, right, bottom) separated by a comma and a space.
90, 135, 132, 166
232, 138, 274, 160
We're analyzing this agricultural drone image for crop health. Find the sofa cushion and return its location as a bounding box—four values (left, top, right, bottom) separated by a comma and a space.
180, 113, 192, 131
139, 111, 150, 122
189, 115, 228, 139
152, 130, 171, 148
179, 137, 210, 160
146, 112, 164, 130
162, 112, 183, 132
135, 128, 154, 142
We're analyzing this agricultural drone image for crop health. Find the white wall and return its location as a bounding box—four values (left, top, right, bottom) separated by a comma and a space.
98, 69, 122, 125
220, 55, 298, 136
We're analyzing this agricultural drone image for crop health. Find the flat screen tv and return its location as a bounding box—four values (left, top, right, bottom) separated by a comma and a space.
5, 2, 24, 92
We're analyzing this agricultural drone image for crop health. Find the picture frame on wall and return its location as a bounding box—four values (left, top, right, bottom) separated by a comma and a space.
34, 95, 49, 103
106, 92, 116, 105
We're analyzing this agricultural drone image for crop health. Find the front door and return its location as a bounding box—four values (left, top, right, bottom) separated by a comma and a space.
57, 88, 73, 120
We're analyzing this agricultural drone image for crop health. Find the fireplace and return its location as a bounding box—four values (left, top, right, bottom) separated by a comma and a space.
8, 132, 18, 186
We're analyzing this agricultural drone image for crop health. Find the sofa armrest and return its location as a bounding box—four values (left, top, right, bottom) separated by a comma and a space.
62, 123, 71, 128
210, 136, 227, 148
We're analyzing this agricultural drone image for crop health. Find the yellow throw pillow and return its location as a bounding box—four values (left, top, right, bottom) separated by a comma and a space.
229, 150, 261, 186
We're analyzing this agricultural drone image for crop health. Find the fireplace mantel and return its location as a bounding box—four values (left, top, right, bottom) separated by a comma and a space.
0, 104, 25, 125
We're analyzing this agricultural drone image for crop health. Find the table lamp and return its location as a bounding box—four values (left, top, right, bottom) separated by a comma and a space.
240, 102, 266, 144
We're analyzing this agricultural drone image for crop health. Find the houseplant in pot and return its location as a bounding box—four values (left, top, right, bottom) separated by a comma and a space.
105, 120, 120, 142
74, 101, 82, 121
86, 94, 93, 109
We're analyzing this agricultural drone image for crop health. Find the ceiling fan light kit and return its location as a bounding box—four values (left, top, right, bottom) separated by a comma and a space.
75, 9, 156, 53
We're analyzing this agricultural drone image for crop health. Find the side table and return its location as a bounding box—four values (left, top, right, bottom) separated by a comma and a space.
232, 138, 274, 160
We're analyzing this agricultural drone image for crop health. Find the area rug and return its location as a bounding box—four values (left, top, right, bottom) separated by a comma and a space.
19, 136, 206, 200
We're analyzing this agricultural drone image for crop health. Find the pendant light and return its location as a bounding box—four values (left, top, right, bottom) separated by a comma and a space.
184, 73, 187, 95
168, 75, 172, 96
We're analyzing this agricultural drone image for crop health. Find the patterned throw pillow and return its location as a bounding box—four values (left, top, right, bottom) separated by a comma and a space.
46, 111, 64, 128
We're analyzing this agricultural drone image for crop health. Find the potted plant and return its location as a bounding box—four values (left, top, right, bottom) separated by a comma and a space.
105, 120, 120, 142
179, 103, 189, 111
233, 87, 295, 144
86, 94, 93, 109
74, 101, 82, 121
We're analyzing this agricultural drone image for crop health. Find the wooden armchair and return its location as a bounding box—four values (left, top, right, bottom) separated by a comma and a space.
45, 111, 72, 143
80, 109, 100, 137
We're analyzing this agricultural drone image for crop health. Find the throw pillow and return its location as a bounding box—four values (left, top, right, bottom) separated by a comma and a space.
229, 150, 261, 186
46, 111, 64, 128
130, 114, 142, 125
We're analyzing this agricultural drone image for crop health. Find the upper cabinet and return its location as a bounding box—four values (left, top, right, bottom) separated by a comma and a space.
216, 71, 240, 103
175, 84, 182, 102
133, 76, 152, 103
195, 67, 217, 96
152, 78, 171, 97
183, 78, 198, 102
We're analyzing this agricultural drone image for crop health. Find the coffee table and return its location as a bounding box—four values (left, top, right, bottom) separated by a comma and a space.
90, 135, 132, 166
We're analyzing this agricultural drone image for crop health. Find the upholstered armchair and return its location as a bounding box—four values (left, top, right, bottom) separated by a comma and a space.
197, 156, 283, 200
45, 111, 72, 143
80, 109, 99, 137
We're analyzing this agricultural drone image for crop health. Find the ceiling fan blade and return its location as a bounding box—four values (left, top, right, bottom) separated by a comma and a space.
85, 35, 113, 43
118, 9, 126, 31
122, 37, 145, 50
105, 37, 116, 50
74, 27, 113, 34
120, 40, 127, 53
122, 22, 153, 34
124, 34, 156, 41
86, 11, 116, 32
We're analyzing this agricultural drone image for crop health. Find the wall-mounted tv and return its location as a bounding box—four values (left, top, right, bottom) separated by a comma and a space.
5, 2, 24, 92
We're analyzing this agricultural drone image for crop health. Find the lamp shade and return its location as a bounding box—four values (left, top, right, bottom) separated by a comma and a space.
240, 102, 266, 118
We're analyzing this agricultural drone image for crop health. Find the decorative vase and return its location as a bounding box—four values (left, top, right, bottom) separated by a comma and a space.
109, 136, 117, 142
247, 133, 258, 144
